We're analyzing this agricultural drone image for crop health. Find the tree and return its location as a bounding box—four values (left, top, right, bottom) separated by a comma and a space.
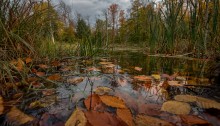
76, 15, 91, 39
108, 3, 119, 46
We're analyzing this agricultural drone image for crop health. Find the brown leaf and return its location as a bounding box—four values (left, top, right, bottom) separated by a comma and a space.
65, 108, 87, 126
85, 111, 127, 126
99, 95, 126, 108
174, 95, 197, 103
38, 64, 49, 69
161, 101, 191, 115
47, 74, 62, 81
6, 106, 34, 125
25, 57, 32, 64
196, 97, 220, 110
117, 108, 134, 126
168, 81, 183, 87
67, 77, 84, 84
99, 62, 112, 65
134, 67, 142, 71
36, 72, 46, 77
84, 94, 101, 110
51, 60, 61, 67
42, 89, 55, 96
180, 115, 210, 125
135, 115, 174, 126
0, 96, 4, 115
94, 86, 114, 95
133, 75, 152, 82
16, 58, 24, 71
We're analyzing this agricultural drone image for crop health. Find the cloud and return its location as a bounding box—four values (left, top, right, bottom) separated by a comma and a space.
52, 0, 131, 25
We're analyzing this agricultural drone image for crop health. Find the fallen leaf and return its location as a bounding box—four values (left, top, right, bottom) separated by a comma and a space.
196, 97, 220, 110
87, 67, 101, 72
51, 60, 61, 67
40, 112, 65, 126
94, 86, 114, 95
99, 95, 126, 108
174, 95, 197, 103
36, 72, 45, 77
161, 101, 191, 115
135, 115, 174, 126
84, 94, 101, 110
60, 66, 72, 72
47, 74, 62, 81
133, 75, 152, 82
0, 96, 4, 115
65, 108, 87, 126
6, 106, 34, 125
26, 77, 38, 83
85, 111, 127, 126
12, 93, 23, 99
99, 62, 112, 65
117, 108, 134, 126
175, 95, 220, 110
16, 58, 24, 71
25, 57, 32, 64
67, 77, 84, 84
42, 89, 55, 96
180, 115, 210, 125
134, 67, 142, 71
38, 64, 49, 69
152, 74, 161, 80
168, 81, 183, 87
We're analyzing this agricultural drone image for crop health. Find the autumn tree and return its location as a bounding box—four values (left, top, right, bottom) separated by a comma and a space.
108, 3, 120, 46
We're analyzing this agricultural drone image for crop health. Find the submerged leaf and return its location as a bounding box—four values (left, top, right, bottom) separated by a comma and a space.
100, 95, 126, 108
117, 108, 134, 126
6, 107, 34, 125
161, 101, 191, 115
65, 108, 87, 126
135, 115, 173, 126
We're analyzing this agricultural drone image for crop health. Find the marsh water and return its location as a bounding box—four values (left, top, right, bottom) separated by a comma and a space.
2, 50, 218, 125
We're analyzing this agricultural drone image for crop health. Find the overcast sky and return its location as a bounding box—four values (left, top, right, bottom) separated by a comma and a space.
52, 0, 132, 25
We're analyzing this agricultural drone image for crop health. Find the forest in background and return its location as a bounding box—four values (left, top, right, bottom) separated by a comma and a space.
1, 0, 220, 60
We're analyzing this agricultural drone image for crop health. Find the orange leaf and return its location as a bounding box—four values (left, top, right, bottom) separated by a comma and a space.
180, 115, 210, 125
117, 108, 134, 126
38, 64, 49, 69
42, 89, 55, 96
47, 74, 62, 81
135, 115, 173, 126
25, 57, 32, 64
99, 95, 126, 108
67, 77, 84, 84
134, 67, 142, 71
65, 108, 87, 126
0, 96, 4, 115
16, 58, 24, 71
36, 72, 45, 77
84, 94, 101, 110
51, 60, 61, 67
133, 75, 152, 82
85, 111, 127, 126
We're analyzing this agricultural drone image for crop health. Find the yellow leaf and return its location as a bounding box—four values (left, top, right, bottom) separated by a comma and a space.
94, 86, 114, 95
174, 95, 197, 103
99, 62, 112, 65
6, 107, 34, 125
161, 101, 191, 115
65, 108, 87, 126
152, 74, 161, 80
0, 96, 4, 115
117, 108, 134, 126
196, 97, 220, 110
135, 115, 174, 126
99, 95, 126, 108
